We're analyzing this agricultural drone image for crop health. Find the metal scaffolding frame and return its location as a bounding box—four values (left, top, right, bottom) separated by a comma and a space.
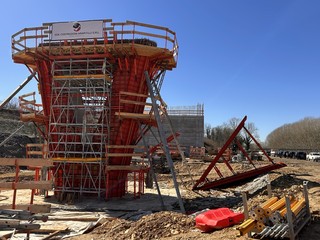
49, 58, 112, 197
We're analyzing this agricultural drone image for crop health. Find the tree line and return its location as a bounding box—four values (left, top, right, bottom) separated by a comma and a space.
265, 117, 320, 150
205, 117, 259, 151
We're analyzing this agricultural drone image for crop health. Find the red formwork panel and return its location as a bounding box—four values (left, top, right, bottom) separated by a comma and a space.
106, 56, 151, 197
195, 208, 244, 232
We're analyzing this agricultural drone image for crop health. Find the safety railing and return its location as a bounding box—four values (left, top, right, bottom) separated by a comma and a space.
11, 19, 178, 64
19, 92, 44, 123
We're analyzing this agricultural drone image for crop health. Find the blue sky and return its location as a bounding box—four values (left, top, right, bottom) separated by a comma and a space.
0, 0, 319, 141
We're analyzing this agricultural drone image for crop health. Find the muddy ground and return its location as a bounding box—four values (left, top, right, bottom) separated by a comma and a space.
0, 157, 319, 239
66, 157, 320, 240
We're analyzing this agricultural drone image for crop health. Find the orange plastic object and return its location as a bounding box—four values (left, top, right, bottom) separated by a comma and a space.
195, 208, 244, 232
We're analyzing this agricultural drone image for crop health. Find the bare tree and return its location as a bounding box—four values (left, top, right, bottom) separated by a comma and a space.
205, 118, 260, 152
242, 122, 259, 151
2, 98, 19, 110
266, 117, 320, 150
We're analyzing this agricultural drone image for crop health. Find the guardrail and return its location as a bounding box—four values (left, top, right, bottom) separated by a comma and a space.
11, 19, 178, 63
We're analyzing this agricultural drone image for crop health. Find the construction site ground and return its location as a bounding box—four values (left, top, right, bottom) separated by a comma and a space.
0, 157, 319, 239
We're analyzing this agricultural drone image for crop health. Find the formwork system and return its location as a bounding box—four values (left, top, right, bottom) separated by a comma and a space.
12, 19, 178, 199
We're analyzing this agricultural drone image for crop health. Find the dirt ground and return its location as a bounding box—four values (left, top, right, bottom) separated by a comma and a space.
0, 157, 319, 239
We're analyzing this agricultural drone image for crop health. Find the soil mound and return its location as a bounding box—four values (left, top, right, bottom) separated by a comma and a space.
93, 211, 195, 239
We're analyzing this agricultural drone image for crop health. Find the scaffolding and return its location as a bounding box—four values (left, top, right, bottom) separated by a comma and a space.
11, 19, 180, 202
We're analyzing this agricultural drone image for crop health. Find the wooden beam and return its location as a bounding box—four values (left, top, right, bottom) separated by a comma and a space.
120, 99, 153, 106
26, 144, 46, 147
119, 91, 148, 98
53, 74, 111, 81
52, 157, 104, 162
106, 153, 145, 157
106, 145, 146, 149
41, 230, 62, 240
0, 222, 40, 230
0, 181, 53, 190
0, 158, 53, 167
0, 204, 51, 213
115, 112, 154, 120
106, 165, 149, 171
30, 225, 68, 233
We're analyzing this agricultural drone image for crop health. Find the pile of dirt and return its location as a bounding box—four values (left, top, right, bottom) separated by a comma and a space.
0, 109, 35, 136
92, 211, 195, 240
0, 109, 36, 159
0, 133, 35, 158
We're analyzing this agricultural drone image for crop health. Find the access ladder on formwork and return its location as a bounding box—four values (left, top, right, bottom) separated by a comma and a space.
193, 116, 286, 191
145, 71, 185, 213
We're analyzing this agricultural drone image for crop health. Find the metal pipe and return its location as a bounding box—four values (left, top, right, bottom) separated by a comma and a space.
275, 224, 288, 238
269, 224, 285, 238
0, 72, 36, 110
260, 226, 272, 239
0, 124, 25, 147
145, 71, 185, 213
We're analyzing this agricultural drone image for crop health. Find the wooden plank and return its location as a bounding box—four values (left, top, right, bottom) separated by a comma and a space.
48, 217, 104, 221
120, 99, 153, 106
30, 225, 68, 233
0, 222, 40, 230
0, 181, 53, 190
40, 230, 62, 240
26, 144, 46, 148
0, 204, 51, 213
120, 91, 148, 98
105, 153, 145, 157
52, 157, 104, 162
115, 112, 154, 120
0, 158, 52, 167
106, 145, 146, 149
26, 151, 46, 155
106, 165, 149, 171
53, 74, 111, 81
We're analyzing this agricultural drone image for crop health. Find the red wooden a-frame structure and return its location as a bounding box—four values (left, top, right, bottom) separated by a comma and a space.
193, 116, 286, 191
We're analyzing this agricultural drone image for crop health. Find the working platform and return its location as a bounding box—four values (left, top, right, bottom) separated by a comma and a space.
12, 20, 178, 70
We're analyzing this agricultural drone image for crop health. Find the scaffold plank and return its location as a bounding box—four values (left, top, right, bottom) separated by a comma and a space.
107, 145, 146, 149
120, 99, 153, 106
52, 158, 104, 162
0, 158, 52, 167
105, 153, 145, 157
53, 74, 111, 81
0, 181, 53, 190
105, 165, 149, 171
115, 112, 154, 119
0, 204, 51, 213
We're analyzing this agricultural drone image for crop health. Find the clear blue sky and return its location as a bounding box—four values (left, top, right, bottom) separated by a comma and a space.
0, 0, 319, 141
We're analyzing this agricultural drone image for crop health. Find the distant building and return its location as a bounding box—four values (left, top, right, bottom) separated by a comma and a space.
140, 104, 204, 155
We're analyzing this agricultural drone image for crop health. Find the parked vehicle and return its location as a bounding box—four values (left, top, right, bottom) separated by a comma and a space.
295, 151, 306, 160
288, 151, 296, 158
306, 152, 320, 161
